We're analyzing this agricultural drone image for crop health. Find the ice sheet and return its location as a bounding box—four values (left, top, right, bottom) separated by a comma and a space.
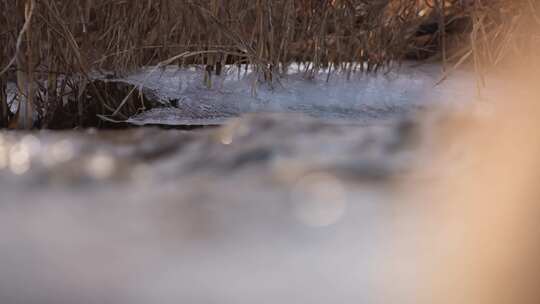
117, 63, 494, 126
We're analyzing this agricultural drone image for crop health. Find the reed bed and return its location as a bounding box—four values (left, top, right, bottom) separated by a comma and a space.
0, 0, 532, 129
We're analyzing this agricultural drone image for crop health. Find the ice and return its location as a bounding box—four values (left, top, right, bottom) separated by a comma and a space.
5, 82, 17, 112
118, 63, 497, 126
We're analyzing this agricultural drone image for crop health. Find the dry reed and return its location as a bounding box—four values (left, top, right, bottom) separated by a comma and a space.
0, 0, 531, 129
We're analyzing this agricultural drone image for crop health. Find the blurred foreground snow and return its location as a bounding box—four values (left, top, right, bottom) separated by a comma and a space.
0, 64, 507, 304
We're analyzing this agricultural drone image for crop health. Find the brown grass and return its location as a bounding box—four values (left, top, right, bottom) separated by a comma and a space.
0, 0, 532, 129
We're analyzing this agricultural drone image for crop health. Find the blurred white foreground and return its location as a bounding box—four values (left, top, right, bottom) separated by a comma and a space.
0, 64, 511, 304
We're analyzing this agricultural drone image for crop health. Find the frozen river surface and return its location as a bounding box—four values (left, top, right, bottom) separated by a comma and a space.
0, 64, 502, 304
119, 63, 491, 125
